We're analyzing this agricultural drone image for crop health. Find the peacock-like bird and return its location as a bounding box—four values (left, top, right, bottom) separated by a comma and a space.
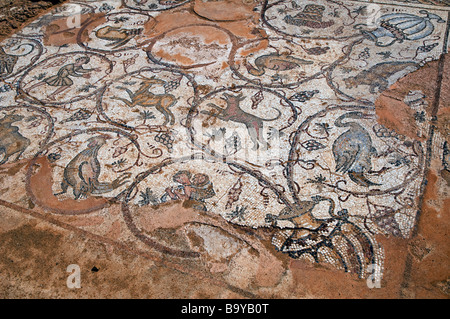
332, 111, 380, 187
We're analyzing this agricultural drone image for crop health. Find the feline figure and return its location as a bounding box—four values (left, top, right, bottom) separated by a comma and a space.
200, 93, 281, 150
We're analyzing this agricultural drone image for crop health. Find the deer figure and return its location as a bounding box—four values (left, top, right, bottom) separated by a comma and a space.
0, 113, 30, 165
112, 75, 178, 125
200, 92, 281, 150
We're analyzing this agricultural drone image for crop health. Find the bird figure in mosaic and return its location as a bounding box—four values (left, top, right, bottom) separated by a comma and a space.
245, 53, 313, 76
54, 135, 130, 200
265, 196, 324, 232
332, 112, 380, 187
267, 196, 383, 279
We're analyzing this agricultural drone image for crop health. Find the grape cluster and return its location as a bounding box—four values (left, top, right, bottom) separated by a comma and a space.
63, 109, 92, 123
155, 132, 174, 152
251, 90, 264, 109
417, 42, 439, 53
225, 133, 241, 154
374, 215, 401, 237
163, 80, 179, 93
301, 139, 326, 151
225, 184, 242, 209
358, 47, 370, 60
47, 152, 61, 163
0, 84, 11, 93
289, 90, 319, 102
373, 124, 401, 139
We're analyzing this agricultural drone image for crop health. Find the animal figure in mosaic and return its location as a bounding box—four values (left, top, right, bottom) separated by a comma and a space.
161, 170, 216, 211
332, 112, 379, 187
200, 93, 281, 150
112, 75, 177, 125
95, 26, 143, 49
0, 44, 34, 76
265, 195, 331, 232
26, 56, 100, 101
187, 173, 216, 211
0, 113, 30, 165
245, 53, 313, 76
267, 196, 381, 278
283, 4, 335, 29
54, 135, 131, 200
343, 61, 418, 93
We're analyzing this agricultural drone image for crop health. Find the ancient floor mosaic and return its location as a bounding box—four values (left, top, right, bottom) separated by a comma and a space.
0, 0, 449, 297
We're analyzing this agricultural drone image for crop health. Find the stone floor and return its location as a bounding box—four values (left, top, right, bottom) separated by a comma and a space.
0, 0, 448, 299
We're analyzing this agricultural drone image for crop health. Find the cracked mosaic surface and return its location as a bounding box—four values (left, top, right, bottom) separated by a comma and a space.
0, 0, 449, 297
